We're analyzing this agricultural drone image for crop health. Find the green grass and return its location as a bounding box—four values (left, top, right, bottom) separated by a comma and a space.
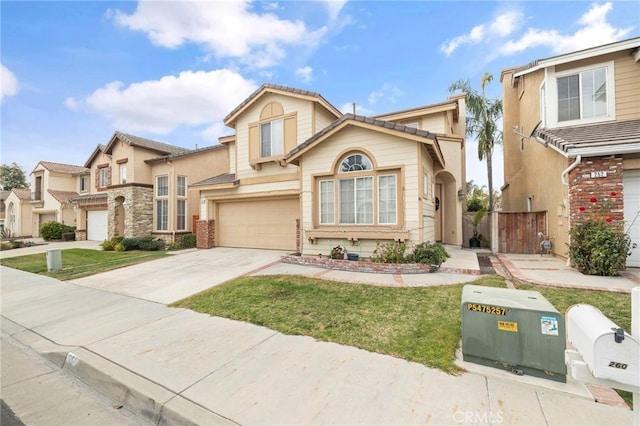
0, 248, 167, 280
173, 274, 507, 374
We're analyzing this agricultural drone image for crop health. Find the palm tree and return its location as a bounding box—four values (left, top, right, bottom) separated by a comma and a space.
449, 73, 503, 211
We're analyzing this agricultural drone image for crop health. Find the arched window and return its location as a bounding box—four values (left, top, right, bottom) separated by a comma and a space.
340, 154, 372, 172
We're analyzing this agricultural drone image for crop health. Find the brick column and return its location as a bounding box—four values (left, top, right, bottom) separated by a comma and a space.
196, 220, 215, 249
295, 219, 301, 254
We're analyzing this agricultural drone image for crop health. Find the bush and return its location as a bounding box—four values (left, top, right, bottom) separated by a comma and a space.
568, 219, 633, 276
370, 241, 411, 264
100, 236, 124, 251
181, 233, 197, 248
413, 242, 450, 272
40, 221, 75, 241
121, 236, 164, 251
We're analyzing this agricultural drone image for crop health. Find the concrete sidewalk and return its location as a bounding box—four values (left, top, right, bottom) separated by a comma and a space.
1, 261, 635, 425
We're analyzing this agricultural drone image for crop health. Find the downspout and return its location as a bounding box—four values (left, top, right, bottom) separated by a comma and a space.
561, 155, 582, 185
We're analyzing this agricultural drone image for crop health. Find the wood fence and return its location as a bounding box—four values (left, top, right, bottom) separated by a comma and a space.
496, 211, 547, 254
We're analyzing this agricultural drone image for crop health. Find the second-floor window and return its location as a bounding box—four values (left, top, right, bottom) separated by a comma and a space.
557, 67, 607, 122
80, 175, 88, 192
99, 168, 109, 187
120, 165, 127, 184
156, 175, 168, 231
260, 119, 283, 157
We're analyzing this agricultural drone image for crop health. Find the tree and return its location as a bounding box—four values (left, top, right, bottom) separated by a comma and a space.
450, 73, 503, 211
0, 162, 28, 191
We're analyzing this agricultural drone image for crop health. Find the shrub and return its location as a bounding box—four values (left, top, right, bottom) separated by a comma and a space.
114, 243, 125, 252
100, 236, 124, 251
40, 221, 75, 241
181, 233, 197, 248
370, 241, 411, 264
121, 236, 164, 251
568, 219, 633, 276
413, 242, 450, 272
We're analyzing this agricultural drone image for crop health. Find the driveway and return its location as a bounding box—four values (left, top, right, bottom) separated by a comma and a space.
70, 247, 287, 304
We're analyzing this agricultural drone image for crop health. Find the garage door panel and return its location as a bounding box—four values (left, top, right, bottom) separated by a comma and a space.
624, 170, 639, 268
87, 210, 108, 242
218, 199, 298, 250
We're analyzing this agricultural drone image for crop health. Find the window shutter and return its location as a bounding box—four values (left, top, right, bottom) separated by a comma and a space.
284, 114, 297, 154
249, 123, 260, 166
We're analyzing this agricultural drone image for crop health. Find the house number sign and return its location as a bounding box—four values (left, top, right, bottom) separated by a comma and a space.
590, 171, 608, 178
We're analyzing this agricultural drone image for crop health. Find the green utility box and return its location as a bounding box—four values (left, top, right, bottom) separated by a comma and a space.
461, 285, 566, 382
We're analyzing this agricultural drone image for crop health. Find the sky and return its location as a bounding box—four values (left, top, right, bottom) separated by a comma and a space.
1, 0, 639, 190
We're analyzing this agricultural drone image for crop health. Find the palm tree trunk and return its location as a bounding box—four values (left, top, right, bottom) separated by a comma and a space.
487, 152, 494, 211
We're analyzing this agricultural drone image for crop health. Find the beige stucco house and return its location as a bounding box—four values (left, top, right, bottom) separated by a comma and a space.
501, 37, 640, 266
75, 132, 229, 242
194, 84, 467, 257
3, 161, 88, 238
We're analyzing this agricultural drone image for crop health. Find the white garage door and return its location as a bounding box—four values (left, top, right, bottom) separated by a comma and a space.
624, 169, 640, 268
218, 198, 298, 250
87, 210, 108, 241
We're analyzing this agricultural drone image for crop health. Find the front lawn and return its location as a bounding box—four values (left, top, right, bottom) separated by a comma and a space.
173, 274, 632, 381
0, 248, 167, 280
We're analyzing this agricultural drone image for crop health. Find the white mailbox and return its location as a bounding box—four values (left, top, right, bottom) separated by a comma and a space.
566, 304, 639, 391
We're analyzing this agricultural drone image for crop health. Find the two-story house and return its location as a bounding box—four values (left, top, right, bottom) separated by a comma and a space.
501, 37, 640, 267
74, 131, 229, 242
193, 84, 467, 257
4, 161, 88, 237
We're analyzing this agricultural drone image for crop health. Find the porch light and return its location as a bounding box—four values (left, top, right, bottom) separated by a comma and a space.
457, 189, 465, 200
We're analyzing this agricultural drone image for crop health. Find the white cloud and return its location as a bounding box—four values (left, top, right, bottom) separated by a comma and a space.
441, 9, 524, 56
320, 0, 348, 22
74, 69, 257, 134
339, 102, 373, 116
1, 64, 18, 100
443, 2, 633, 58
295, 66, 313, 83
111, 0, 327, 69
367, 83, 403, 105
500, 2, 632, 55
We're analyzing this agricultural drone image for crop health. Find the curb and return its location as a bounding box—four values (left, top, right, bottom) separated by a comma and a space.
4, 319, 237, 426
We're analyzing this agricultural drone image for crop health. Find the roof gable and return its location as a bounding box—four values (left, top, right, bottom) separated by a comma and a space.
10, 188, 31, 201
224, 83, 342, 127
48, 189, 79, 204
285, 113, 445, 168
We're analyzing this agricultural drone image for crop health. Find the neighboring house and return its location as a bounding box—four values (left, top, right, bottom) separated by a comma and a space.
501, 37, 640, 266
74, 131, 229, 242
0, 190, 9, 230
3, 161, 87, 238
194, 83, 467, 257
3, 189, 31, 237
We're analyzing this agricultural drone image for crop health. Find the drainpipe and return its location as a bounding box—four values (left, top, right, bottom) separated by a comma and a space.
561, 155, 582, 186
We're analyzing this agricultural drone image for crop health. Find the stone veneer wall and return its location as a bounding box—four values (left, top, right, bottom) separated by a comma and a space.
568, 155, 624, 229
108, 186, 153, 239
197, 220, 215, 249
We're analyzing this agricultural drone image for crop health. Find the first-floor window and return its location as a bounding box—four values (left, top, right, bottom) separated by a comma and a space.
176, 200, 186, 230
156, 199, 168, 231
339, 177, 373, 224
320, 180, 334, 224
378, 175, 397, 224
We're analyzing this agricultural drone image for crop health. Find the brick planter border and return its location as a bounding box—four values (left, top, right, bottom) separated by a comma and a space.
282, 255, 481, 275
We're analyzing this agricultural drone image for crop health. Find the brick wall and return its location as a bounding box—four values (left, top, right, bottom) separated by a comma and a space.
568, 155, 624, 229
197, 219, 215, 249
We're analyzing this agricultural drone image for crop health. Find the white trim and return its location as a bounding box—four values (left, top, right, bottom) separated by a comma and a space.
545, 61, 616, 128
514, 38, 640, 78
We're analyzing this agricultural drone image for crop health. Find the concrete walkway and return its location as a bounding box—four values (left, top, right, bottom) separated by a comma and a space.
1, 242, 638, 425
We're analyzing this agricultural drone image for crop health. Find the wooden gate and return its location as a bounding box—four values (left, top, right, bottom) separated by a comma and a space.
497, 211, 547, 254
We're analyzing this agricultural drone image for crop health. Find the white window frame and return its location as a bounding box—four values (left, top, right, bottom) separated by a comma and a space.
155, 175, 169, 231
260, 119, 284, 158
99, 168, 109, 188
120, 165, 127, 184
545, 61, 615, 128
319, 179, 335, 225
176, 176, 187, 231
378, 174, 397, 225
339, 176, 373, 225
